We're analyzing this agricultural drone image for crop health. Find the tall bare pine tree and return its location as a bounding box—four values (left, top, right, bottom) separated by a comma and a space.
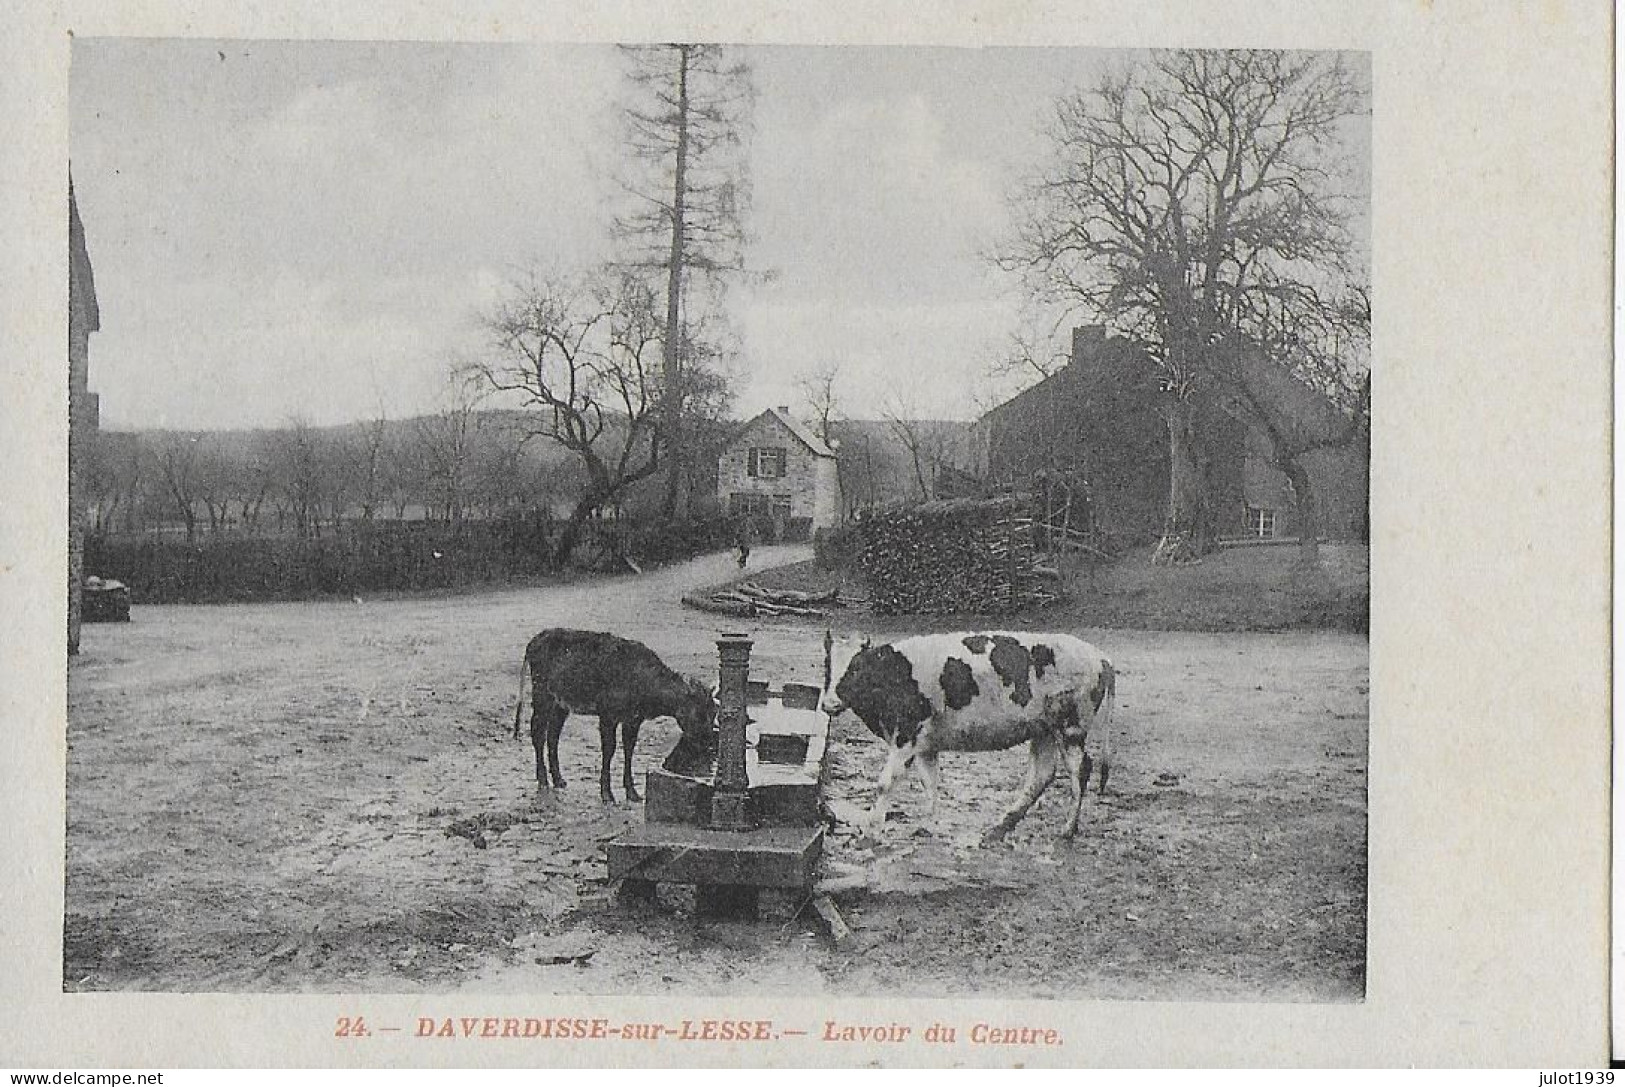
613, 44, 754, 518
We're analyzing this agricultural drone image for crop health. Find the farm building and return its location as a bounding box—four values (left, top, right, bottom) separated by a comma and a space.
716, 407, 841, 539
976, 326, 1368, 546
68, 179, 101, 654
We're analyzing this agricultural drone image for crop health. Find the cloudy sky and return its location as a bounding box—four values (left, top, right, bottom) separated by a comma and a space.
70, 40, 1126, 430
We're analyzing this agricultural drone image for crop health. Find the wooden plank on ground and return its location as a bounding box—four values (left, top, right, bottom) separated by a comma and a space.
811, 894, 855, 950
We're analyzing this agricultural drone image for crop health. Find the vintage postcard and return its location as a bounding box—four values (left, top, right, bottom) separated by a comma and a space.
0, 0, 1611, 1070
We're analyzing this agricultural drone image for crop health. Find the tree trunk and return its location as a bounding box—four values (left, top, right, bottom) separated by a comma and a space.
552, 496, 601, 570
910, 447, 930, 500
1156, 398, 1209, 561
659, 46, 692, 520
1281, 457, 1321, 565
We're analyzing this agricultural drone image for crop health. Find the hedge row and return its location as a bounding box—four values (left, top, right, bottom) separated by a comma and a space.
87, 514, 734, 604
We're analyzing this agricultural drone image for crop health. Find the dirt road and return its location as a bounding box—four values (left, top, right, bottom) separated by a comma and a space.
66, 544, 1366, 1000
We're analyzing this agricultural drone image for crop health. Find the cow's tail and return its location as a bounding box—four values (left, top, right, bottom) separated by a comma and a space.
511, 651, 530, 740
1096, 660, 1116, 795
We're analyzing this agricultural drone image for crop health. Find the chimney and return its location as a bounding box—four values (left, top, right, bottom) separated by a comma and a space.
776, 405, 790, 415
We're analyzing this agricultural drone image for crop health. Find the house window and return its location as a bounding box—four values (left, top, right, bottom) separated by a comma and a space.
1246, 506, 1277, 538
730, 493, 793, 520
747, 447, 787, 479
731, 493, 766, 518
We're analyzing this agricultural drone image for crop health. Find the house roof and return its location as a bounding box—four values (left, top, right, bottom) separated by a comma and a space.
69, 179, 99, 333
737, 407, 836, 458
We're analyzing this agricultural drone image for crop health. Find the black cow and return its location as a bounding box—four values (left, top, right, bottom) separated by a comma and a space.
511, 629, 717, 802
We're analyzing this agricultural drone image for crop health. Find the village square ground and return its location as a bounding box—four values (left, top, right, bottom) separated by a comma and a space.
63, 544, 1367, 1000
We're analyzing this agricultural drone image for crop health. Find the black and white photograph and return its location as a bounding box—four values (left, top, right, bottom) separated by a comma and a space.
8, 1, 1611, 1069
62, 38, 1373, 1004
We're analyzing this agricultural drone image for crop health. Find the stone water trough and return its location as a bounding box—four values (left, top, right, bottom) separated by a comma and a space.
606, 634, 830, 918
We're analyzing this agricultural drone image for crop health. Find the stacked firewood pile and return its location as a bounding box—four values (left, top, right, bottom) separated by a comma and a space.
857, 495, 1060, 615
682, 581, 852, 619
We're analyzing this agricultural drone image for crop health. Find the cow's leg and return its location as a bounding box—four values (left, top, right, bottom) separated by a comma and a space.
529, 698, 547, 787
544, 705, 568, 789
982, 738, 1059, 845
1059, 742, 1093, 839
914, 752, 942, 821
620, 720, 643, 802
597, 717, 619, 803
1054, 695, 1092, 839
868, 740, 914, 831
531, 698, 565, 788
1094, 661, 1116, 795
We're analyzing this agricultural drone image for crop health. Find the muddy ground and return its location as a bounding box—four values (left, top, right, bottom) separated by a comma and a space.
65, 544, 1366, 1001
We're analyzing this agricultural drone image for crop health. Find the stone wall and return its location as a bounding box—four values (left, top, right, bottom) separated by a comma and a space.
68, 184, 98, 655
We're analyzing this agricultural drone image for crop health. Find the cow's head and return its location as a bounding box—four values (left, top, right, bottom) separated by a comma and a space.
821, 638, 932, 749
662, 676, 719, 774
675, 675, 718, 737
818, 632, 871, 716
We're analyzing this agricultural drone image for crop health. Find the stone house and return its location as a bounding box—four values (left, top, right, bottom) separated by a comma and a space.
68, 179, 100, 654
977, 326, 1368, 545
716, 407, 841, 540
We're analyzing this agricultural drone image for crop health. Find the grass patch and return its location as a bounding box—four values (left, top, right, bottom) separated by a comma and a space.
719, 543, 1368, 633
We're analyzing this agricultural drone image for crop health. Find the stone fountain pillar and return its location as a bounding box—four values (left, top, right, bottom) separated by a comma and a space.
710, 635, 755, 830
607, 632, 829, 919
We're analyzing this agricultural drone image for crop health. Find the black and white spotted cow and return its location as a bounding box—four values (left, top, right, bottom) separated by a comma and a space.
821, 631, 1117, 843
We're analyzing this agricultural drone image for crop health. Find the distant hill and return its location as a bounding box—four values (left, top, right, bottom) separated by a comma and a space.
90, 410, 981, 533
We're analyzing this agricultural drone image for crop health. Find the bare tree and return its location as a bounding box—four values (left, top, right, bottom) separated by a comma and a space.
985, 305, 1073, 395
794, 360, 842, 447
477, 268, 666, 567
320, 435, 358, 531
413, 372, 486, 527
796, 360, 860, 522
997, 49, 1369, 559
155, 431, 205, 542
85, 431, 146, 535
854, 433, 881, 516
613, 43, 755, 518
268, 417, 325, 538
237, 433, 277, 533
350, 407, 391, 524
193, 439, 236, 536
468, 416, 536, 520
882, 390, 950, 503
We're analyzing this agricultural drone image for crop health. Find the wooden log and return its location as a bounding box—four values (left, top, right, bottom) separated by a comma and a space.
681, 594, 756, 618
755, 601, 829, 618
811, 894, 855, 950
